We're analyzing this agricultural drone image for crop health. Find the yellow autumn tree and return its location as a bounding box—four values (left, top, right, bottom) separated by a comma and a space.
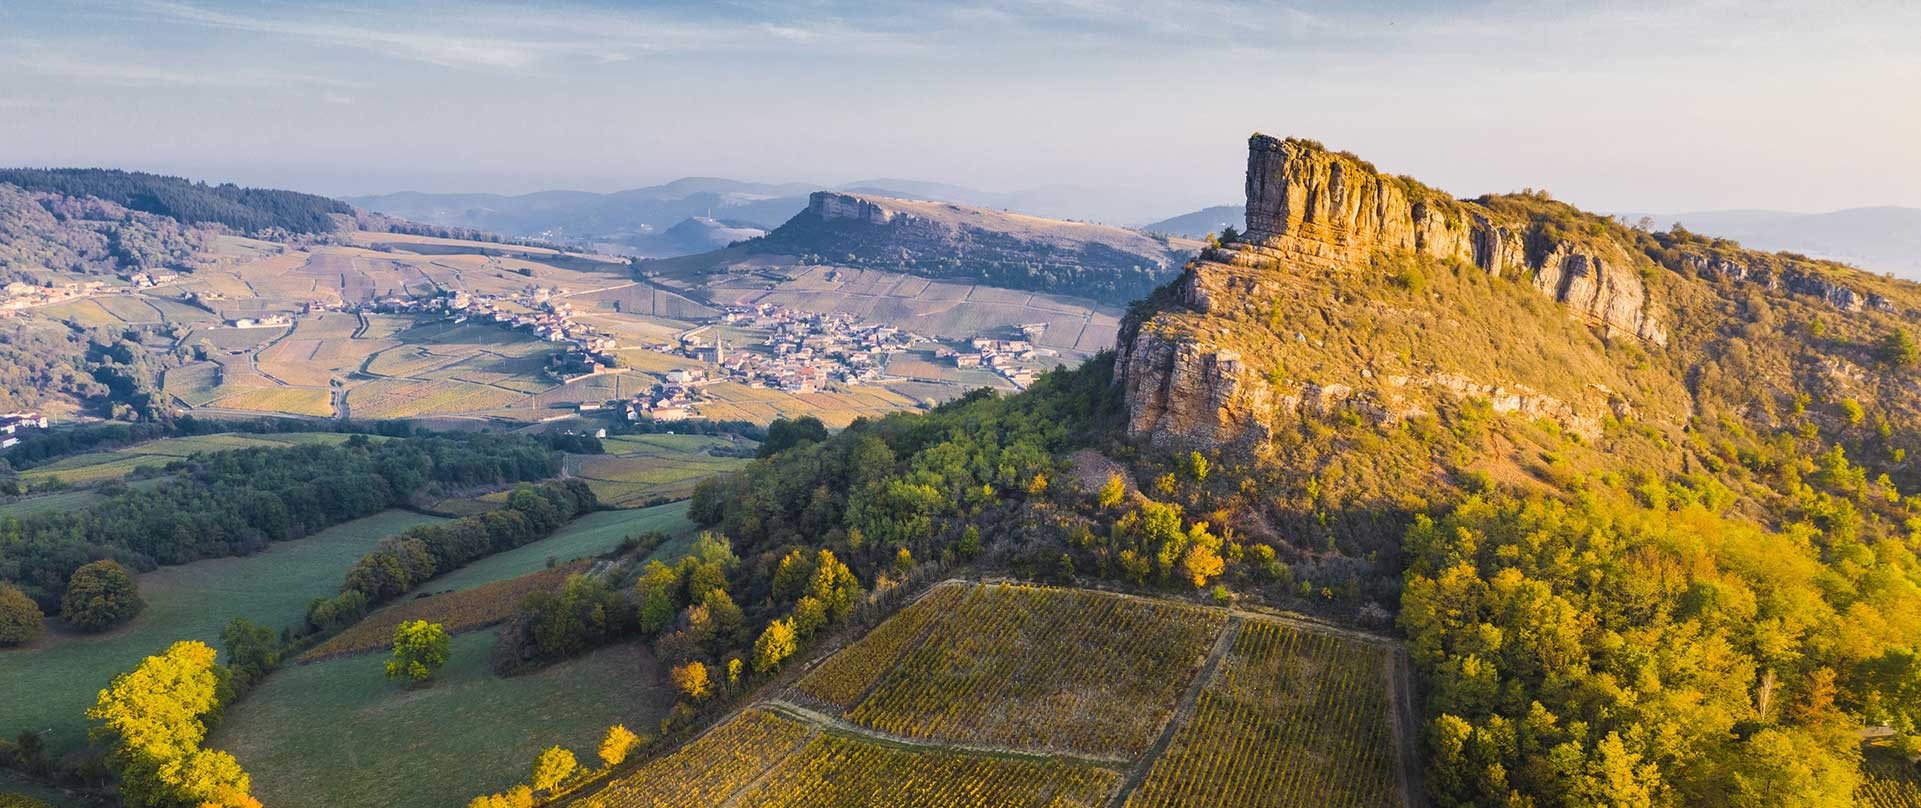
598, 724, 641, 767
753, 618, 798, 673
88, 640, 256, 808
530, 746, 578, 793
671, 661, 711, 701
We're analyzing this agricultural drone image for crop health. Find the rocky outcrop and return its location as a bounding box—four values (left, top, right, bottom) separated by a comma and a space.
1671, 251, 1892, 312
809, 192, 905, 226
1230, 135, 1666, 345
1117, 134, 1672, 450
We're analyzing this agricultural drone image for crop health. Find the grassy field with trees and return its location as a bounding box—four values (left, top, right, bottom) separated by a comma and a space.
0, 509, 444, 755
213, 506, 700, 808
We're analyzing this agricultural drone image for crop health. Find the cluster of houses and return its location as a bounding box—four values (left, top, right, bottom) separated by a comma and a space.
935, 333, 1058, 388
624, 367, 710, 422
0, 411, 47, 449
0, 280, 107, 316
712, 305, 919, 392
371, 288, 618, 379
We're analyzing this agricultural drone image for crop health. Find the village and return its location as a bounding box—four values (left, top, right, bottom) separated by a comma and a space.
624, 304, 1058, 423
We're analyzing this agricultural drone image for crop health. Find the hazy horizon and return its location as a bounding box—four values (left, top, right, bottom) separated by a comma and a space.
5, 1, 1919, 217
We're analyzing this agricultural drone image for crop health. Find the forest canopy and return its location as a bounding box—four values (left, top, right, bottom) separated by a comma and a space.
0, 168, 351, 235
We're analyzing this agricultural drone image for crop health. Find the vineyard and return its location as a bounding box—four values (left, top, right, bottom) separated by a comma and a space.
1862, 747, 1921, 808
578, 708, 815, 808
731, 731, 1119, 808
348, 378, 525, 418
791, 583, 967, 708
298, 563, 585, 661
843, 584, 1224, 757
1123, 620, 1401, 808
568, 582, 1416, 808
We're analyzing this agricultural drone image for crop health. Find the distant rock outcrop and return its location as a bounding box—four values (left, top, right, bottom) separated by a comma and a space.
688, 191, 1205, 302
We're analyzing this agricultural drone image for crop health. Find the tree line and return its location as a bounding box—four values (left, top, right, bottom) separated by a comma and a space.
0, 433, 565, 617
307, 479, 597, 632
0, 168, 351, 235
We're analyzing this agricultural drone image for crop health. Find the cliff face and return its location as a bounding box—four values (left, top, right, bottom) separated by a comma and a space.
1119, 134, 1674, 451
1234, 136, 1666, 345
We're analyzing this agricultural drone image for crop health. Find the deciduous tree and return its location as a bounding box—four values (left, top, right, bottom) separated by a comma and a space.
385, 620, 449, 683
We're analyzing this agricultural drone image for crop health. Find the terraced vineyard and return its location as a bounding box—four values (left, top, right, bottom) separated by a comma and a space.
1124, 620, 1402, 807
1862, 748, 1921, 808
792, 584, 968, 708
570, 582, 1414, 808
843, 584, 1223, 757
733, 731, 1118, 808
578, 708, 815, 808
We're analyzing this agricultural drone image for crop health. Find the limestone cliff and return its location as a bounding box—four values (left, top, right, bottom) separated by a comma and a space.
1118, 134, 1906, 452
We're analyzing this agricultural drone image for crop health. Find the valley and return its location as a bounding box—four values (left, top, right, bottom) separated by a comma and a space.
2, 130, 1920, 808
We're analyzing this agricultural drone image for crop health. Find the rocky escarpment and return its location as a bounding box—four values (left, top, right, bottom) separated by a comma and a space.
1232, 136, 1667, 345
1119, 134, 1676, 451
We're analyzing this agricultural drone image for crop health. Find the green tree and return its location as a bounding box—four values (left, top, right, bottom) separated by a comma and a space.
385, 620, 450, 683
220, 618, 280, 687
61, 560, 143, 632
634, 561, 682, 635
759, 416, 829, 457
530, 746, 578, 793
752, 618, 798, 673
598, 724, 641, 768
0, 584, 45, 646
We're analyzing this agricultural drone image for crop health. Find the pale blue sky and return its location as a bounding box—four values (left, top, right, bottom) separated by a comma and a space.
2, 1, 1917, 218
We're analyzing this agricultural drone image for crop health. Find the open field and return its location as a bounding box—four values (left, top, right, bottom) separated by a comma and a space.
0, 510, 445, 754
568, 433, 754, 507
424, 502, 695, 593
695, 380, 925, 427
0, 489, 107, 519
206, 386, 334, 416
576, 582, 1413, 808
216, 629, 672, 808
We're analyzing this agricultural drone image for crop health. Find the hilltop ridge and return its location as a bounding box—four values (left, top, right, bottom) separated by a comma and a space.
1119, 133, 1914, 452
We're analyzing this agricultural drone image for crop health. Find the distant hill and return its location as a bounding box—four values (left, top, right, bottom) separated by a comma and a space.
647, 191, 1203, 302
1624, 206, 1921, 280
348, 178, 1210, 257
1140, 205, 1241, 239
632, 216, 766, 257
0, 168, 351, 235
348, 179, 821, 253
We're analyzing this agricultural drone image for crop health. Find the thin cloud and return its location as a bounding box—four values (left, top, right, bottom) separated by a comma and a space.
0, 43, 362, 89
